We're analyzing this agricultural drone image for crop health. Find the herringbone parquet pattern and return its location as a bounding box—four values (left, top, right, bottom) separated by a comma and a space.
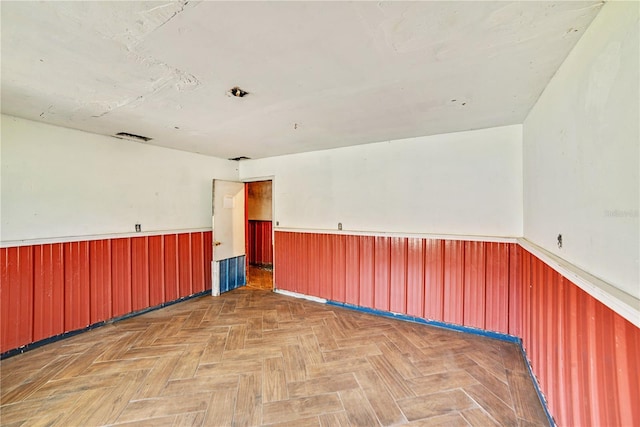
0, 287, 548, 426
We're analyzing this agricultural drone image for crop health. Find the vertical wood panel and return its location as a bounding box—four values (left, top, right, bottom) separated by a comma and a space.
287, 231, 297, 293
485, 242, 510, 333
178, 233, 193, 297
294, 233, 307, 295
508, 244, 521, 337
331, 234, 346, 303
463, 241, 485, 329
374, 236, 390, 311
359, 236, 375, 308
1, 246, 34, 351
248, 222, 255, 264
344, 235, 360, 305
164, 234, 180, 301
263, 222, 273, 264
530, 256, 545, 391
406, 238, 424, 318
111, 238, 132, 317
389, 237, 407, 314
585, 288, 604, 425
577, 285, 593, 425
33, 244, 64, 341
424, 239, 444, 321
555, 275, 569, 427
203, 231, 213, 291
191, 232, 206, 293
274, 232, 287, 291
278, 232, 296, 293
520, 248, 532, 356
566, 275, 582, 427
131, 237, 150, 311
443, 240, 464, 325
64, 241, 90, 331
89, 239, 112, 324
615, 314, 640, 427
318, 234, 332, 300
248, 221, 273, 265
307, 234, 320, 297
542, 263, 557, 407
148, 235, 165, 306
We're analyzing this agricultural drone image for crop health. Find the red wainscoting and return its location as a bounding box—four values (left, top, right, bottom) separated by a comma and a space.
0, 231, 212, 354
248, 220, 273, 266
273, 231, 639, 427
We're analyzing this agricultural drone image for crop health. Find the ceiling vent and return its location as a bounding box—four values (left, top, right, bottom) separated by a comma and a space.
229, 156, 251, 161
114, 132, 152, 142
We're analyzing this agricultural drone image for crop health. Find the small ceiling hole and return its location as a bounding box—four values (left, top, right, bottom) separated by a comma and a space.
229, 86, 249, 97
229, 156, 251, 161
114, 132, 152, 142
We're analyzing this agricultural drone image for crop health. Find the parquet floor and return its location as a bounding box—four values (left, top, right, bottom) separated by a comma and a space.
0, 287, 549, 426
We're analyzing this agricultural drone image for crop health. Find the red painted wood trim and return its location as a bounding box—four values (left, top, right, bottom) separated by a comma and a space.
33, 244, 64, 340
443, 240, 465, 325
463, 241, 486, 329
89, 239, 112, 323
248, 220, 273, 265
1, 231, 213, 354
272, 231, 639, 427
131, 237, 150, 311
64, 241, 90, 331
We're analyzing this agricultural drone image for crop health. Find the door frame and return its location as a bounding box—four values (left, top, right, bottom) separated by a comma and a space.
211, 179, 247, 296
243, 176, 276, 288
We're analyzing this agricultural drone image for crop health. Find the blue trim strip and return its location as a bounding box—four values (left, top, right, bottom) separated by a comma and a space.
325, 299, 555, 426
1, 290, 211, 360
519, 344, 557, 426
326, 300, 521, 343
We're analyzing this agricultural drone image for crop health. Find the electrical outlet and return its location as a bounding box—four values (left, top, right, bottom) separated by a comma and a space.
557, 234, 562, 249
135, 224, 141, 232
338, 222, 342, 230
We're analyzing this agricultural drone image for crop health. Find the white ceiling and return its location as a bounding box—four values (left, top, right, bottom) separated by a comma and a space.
2, 1, 603, 160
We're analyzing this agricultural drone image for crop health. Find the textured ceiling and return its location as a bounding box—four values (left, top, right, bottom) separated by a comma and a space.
1, 1, 603, 159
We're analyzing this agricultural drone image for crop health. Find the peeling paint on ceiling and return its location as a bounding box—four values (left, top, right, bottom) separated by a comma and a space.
1, 1, 603, 159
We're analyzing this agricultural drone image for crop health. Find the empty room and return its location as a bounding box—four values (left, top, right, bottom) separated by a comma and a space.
1, 1, 638, 426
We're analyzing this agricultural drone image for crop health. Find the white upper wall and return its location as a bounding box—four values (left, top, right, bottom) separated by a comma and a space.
523, 1, 639, 299
240, 125, 523, 238
1, 115, 238, 244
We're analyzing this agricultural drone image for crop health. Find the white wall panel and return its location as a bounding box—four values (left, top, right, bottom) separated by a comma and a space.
240, 125, 523, 238
523, 2, 639, 299
1, 115, 238, 243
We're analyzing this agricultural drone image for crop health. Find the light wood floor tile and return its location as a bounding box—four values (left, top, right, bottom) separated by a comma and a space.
460, 408, 501, 426
287, 373, 359, 399
262, 393, 343, 424
339, 388, 380, 426
318, 411, 351, 427
0, 287, 549, 426
263, 357, 288, 403
354, 369, 407, 425
398, 389, 476, 421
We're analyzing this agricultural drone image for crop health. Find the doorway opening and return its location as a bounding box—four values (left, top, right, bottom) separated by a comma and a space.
246, 180, 273, 290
